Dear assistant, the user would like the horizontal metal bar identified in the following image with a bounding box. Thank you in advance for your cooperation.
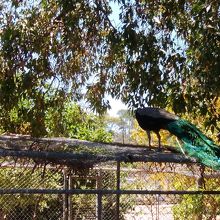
[1,188,220,195]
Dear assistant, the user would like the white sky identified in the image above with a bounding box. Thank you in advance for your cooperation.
[108,97,127,117]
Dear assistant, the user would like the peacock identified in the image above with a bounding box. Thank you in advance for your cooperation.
[135,107,220,170]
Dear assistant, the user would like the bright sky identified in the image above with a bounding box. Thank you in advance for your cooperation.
[108,97,127,117]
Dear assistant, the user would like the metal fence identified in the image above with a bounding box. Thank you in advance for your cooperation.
[1,159,220,220]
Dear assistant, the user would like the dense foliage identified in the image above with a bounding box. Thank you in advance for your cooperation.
[0,0,219,136]
[46,103,112,142]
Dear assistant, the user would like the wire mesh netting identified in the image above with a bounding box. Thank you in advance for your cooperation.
[1,160,220,219]
[0,194,63,220]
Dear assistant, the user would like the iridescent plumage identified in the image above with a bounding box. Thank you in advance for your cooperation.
[136,107,220,170]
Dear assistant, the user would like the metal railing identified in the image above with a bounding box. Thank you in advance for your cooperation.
[1,160,220,220]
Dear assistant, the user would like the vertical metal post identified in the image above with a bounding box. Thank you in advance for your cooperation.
[96,170,102,220]
[116,161,120,220]
[63,169,68,220]
[156,194,160,220]
[97,192,102,220]
[197,166,205,189]
[195,165,205,220]
[68,173,73,220]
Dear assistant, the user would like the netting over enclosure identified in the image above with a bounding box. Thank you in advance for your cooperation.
[1,135,220,220]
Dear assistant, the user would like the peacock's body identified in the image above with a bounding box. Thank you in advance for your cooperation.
[135,107,220,170]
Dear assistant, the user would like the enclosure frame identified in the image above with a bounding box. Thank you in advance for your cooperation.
[1,135,220,219]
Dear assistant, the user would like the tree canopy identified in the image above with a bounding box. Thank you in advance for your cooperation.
[0,0,219,136]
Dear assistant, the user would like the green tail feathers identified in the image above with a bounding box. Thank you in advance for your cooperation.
[166,119,220,170]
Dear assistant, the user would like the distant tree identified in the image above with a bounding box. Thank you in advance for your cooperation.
[116,109,134,143]
[104,110,134,143]
[46,103,112,142]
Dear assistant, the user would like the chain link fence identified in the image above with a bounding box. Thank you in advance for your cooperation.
[1,159,220,219]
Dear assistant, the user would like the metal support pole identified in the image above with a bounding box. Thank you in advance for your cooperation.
[116,161,120,220]
[68,173,73,220]
[197,166,205,189]
[195,165,205,220]
[97,192,102,220]
[63,169,68,220]
[96,170,102,220]
[156,194,160,220]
